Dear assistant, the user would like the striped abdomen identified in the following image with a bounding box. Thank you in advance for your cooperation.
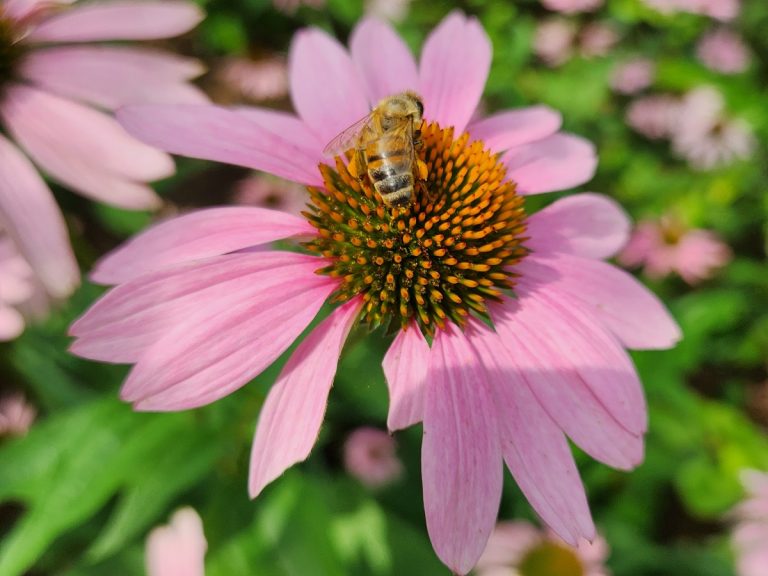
[365,134,414,206]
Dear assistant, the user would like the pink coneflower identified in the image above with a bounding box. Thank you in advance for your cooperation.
[625,94,680,139]
[146,508,207,576]
[0,393,36,436]
[534,19,577,66]
[233,173,307,217]
[343,427,403,489]
[611,58,655,95]
[672,86,755,170]
[476,521,610,576]
[0,233,34,340]
[540,0,604,13]
[619,217,731,284]
[696,28,750,74]
[71,12,680,574]
[731,470,768,576]
[0,0,205,314]
[216,56,289,102]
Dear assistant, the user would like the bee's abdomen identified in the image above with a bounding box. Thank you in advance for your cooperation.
[366,139,413,205]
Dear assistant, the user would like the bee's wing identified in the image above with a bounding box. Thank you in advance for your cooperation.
[323,113,376,157]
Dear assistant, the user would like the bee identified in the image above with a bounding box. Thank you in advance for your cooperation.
[324,91,428,207]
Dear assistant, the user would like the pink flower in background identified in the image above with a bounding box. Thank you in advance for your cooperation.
[672,86,755,170]
[731,470,768,576]
[641,0,739,20]
[540,0,604,13]
[365,0,411,22]
[611,58,655,95]
[233,173,307,217]
[0,0,206,316]
[0,393,36,436]
[146,508,207,576]
[0,234,34,341]
[273,0,325,14]
[579,22,619,58]
[534,19,577,66]
[696,28,749,74]
[625,95,680,139]
[476,521,610,576]
[71,12,680,574]
[216,56,289,102]
[619,217,731,284]
[343,427,403,489]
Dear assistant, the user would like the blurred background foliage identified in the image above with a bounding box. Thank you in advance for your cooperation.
[1,0,767,574]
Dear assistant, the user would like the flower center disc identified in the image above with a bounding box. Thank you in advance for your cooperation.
[519,541,585,576]
[304,122,528,336]
[0,16,22,92]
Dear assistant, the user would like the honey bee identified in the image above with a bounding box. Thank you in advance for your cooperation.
[324,91,428,207]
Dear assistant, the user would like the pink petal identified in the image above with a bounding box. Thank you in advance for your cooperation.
[494,298,643,470]
[468,321,595,545]
[422,324,502,575]
[27,0,203,43]
[117,104,323,186]
[467,106,562,154]
[0,134,78,299]
[90,206,315,285]
[1,85,169,209]
[0,306,25,341]
[145,508,206,576]
[526,193,630,260]
[289,27,370,146]
[21,46,207,110]
[503,134,597,195]
[249,299,360,497]
[517,255,681,350]
[349,18,419,105]
[382,322,429,431]
[494,277,647,441]
[72,252,321,362]
[419,11,491,134]
[124,265,337,411]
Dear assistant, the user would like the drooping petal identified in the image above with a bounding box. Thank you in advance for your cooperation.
[349,18,419,105]
[289,27,370,146]
[419,11,491,134]
[494,299,643,470]
[90,207,316,285]
[117,104,323,186]
[469,321,595,545]
[1,85,169,208]
[21,46,207,110]
[115,259,337,410]
[382,322,430,431]
[27,0,204,43]
[72,252,321,362]
[517,255,681,350]
[0,134,78,299]
[502,134,597,195]
[422,324,502,575]
[525,193,630,259]
[466,106,562,154]
[493,277,648,442]
[249,299,360,497]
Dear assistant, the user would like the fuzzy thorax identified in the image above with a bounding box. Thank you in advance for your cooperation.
[303,122,528,336]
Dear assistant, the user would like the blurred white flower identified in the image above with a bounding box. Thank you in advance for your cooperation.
[611,58,655,94]
[365,0,411,22]
[731,470,768,576]
[579,22,619,57]
[343,427,403,489]
[146,508,207,576]
[696,28,750,74]
[0,393,36,437]
[534,19,578,66]
[626,95,680,139]
[216,57,289,102]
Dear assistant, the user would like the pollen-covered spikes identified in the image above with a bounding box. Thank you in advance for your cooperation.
[303,121,529,337]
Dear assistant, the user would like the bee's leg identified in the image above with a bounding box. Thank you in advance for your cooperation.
[417,158,428,181]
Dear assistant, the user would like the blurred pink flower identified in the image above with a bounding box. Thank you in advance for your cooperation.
[72,12,680,574]
[534,19,577,66]
[641,0,740,20]
[0,393,36,436]
[146,507,207,576]
[672,86,755,170]
[731,470,768,576]
[541,0,604,13]
[579,22,618,58]
[233,173,307,217]
[365,0,411,22]
[619,217,731,284]
[696,28,749,74]
[216,56,289,102]
[273,0,324,14]
[0,234,35,340]
[0,0,206,311]
[476,521,610,576]
[611,58,655,95]
[343,427,403,488]
[625,95,680,139]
